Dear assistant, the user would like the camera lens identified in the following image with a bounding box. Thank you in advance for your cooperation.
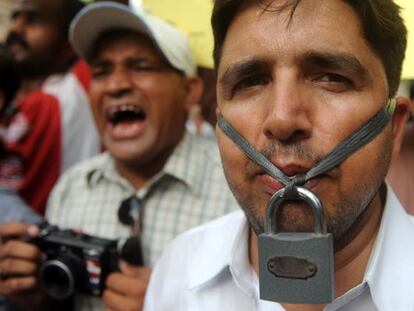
[39,256,87,300]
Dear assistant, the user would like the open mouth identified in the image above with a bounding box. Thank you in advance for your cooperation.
[106,104,147,139]
[108,105,146,125]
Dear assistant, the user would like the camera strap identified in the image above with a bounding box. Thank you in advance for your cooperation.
[217,98,396,198]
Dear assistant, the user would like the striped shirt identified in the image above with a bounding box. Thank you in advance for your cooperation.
[46,131,239,311]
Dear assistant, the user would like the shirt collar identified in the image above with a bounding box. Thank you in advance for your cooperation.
[363,186,414,309]
[187,186,414,308]
[87,132,215,197]
[87,153,133,191]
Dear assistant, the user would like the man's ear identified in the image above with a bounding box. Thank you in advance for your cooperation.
[391,96,410,158]
[183,76,204,112]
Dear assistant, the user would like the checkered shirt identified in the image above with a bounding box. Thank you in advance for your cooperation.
[45,132,239,311]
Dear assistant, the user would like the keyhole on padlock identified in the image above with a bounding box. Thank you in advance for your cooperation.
[308,265,316,275]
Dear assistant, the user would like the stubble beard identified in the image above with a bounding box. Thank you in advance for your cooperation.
[6,32,61,79]
[223,138,392,242]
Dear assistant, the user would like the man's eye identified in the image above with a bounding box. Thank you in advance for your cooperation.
[26,13,41,24]
[91,68,109,79]
[232,76,268,95]
[131,63,163,73]
[314,73,353,92]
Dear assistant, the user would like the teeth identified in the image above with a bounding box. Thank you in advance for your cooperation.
[108,105,143,118]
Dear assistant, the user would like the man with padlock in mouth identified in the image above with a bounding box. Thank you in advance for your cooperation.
[144,0,414,310]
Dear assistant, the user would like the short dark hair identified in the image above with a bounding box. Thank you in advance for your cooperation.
[0,45,20,112]
[212,0,407,97]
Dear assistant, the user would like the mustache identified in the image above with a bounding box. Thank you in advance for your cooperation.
[245,142,323,178]
[6,32,29,50]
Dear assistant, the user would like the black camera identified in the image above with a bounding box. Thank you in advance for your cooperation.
[30,225,143,300]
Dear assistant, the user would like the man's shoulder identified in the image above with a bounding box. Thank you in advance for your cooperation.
[45,153,110,221]
[162,210,244,258]
[184,132,221,164]
[54,153,109,186]
[19,91,59,110]
[145,211,245,310]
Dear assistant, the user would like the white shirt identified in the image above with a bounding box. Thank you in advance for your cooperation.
[144,187,414,311]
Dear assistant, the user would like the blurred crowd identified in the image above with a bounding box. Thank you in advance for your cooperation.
[0,0,412,311]
[0,0,233,310]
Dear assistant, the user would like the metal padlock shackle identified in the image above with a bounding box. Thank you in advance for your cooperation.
[264,187,327,235]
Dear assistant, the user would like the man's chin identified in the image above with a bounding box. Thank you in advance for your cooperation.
[242,201,318,236]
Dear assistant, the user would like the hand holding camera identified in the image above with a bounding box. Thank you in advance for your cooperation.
[103,261,151,311]
[0,222,144,309]
[0,223,42,296]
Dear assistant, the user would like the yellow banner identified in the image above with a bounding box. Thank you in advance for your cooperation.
[143,0,214,68]
[397,0,414,79]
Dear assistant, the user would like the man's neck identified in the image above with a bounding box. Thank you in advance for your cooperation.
[249,189,385,311]
[400,122,414,151]
[114,148,176,190]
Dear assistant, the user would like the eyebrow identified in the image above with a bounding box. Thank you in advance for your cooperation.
[219,58,272,89]
[90,59,111,68]
[300,51,369,80]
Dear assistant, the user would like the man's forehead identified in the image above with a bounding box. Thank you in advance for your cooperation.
[219,1,369,69]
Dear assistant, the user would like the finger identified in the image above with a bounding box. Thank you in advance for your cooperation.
[0,258,39,276]
[0,240,42,261]
[0,223,39,240]
[105,273,147,299]
[0,276,37,295]
[119,261,151,281]
[103,289,143,311]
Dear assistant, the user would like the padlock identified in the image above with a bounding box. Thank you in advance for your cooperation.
[258,186,334,304]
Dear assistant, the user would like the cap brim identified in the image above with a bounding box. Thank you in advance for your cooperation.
[70,2,154,62]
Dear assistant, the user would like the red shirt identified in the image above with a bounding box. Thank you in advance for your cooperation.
[0,60,100,215]
[0,92,61,214]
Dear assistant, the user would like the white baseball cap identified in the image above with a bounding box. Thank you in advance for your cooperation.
[69,1,196,76]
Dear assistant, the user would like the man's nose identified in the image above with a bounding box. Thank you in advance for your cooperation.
[105,68,134,97]
[262,79,312,143]
[9,15,26,36]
